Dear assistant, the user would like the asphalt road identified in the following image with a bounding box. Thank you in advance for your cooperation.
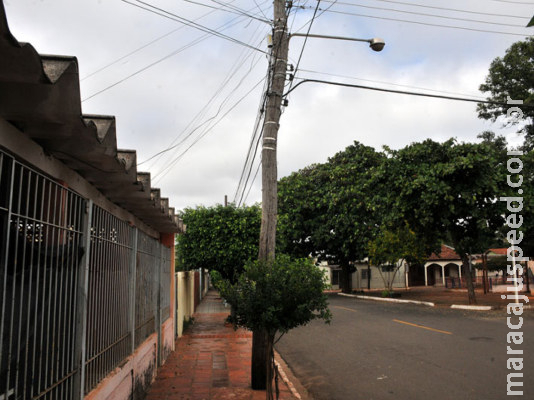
[275,294,534,400]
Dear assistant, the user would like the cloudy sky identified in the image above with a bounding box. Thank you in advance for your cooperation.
[4,0,533,211]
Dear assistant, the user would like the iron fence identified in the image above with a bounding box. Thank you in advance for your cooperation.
[84,206,133,394]
[0,151,85,400]
[0,148,174,399]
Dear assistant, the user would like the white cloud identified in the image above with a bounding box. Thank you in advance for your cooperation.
[4,0,533,211]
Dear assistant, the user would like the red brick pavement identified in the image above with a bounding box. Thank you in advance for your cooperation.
[146,312,296,400]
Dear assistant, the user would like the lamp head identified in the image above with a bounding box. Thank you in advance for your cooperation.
[369,38,385,52]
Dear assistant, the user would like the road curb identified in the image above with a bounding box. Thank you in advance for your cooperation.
[450,304,494,311]
[338,292,435,307]
[274,350,309,400]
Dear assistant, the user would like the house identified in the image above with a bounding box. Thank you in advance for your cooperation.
[319,260,408,290]
[423,244,462,286]
[0,3,189,398]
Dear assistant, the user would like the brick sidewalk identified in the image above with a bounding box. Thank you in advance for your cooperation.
[146,310,296,400]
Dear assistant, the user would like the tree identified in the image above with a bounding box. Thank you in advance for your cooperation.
[278,141,385,293]
[385,139,509,304]
[213,255,331,400]
[176,204,261,281]
[477,37,534,149]
[368,224,432,293]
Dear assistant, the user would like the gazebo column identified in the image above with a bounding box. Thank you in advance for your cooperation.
[441,265,446,286]
[458,263,462,279]
[424,264,428,286]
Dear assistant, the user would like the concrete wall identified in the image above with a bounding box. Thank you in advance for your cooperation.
[85,333,158,400]
[175,271,197,338]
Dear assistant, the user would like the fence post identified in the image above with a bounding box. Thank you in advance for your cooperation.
[73,199,93,399]
[155,243,163,367]
[129,227,138,353]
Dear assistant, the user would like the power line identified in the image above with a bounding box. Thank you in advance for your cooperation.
[82,8,266,102]
[284,78,534,107]
[242,161,262,206]
[314,8,532,36]
[120,0,267,54]
[152,76,267,184]
[323,0,529,20]
[143,37,266,171]
[180,0,271,23]
[298,68,487,100]
[208,0,272,23]
[288,0,322,96]
[314,1,527,27]
[490,0,534,4]
[234,2,294,205]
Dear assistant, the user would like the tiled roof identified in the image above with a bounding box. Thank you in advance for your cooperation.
[488,248,507,256]
[0,3,182,233]
[428,244,461,261]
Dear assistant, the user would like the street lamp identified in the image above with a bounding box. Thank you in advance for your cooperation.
[288,33,385,52]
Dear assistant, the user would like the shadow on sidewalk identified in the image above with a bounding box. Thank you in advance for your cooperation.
[146,290,297,400]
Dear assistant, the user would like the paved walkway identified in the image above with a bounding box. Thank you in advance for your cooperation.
[146,291,297,400]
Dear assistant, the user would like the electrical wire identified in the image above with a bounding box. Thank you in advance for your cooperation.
[142,21,268,168]
[234,2,294,205]
[120,0,267,54]
[145,42,265,171]
[82,11,263,102]
[241,160,262,205]
[208,0,272,23]
[147,28,270,178]
[298,68,487,100]
[325,0,529,20]
[287,1,322,96]
[180,0,271,23]
[313,8,532,36]
[490,0,534,5]
[152,76,267,184]
[284,78,534,107]
[313,2,527,28]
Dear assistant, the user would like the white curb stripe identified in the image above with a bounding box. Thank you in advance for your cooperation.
[338,293,434,307]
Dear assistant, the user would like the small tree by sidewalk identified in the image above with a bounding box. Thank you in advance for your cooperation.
[212,255,331,400]
[368,224,431,294]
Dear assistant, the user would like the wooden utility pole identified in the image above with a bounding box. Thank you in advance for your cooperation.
[258,0,289,261]
[252,0,289,390]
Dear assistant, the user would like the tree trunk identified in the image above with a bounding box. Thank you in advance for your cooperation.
[462,257,477,305]
[265,331,276,400]
[252,328,269,390]
[340,264,352,294]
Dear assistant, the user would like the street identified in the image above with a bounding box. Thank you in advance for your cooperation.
[275,294,534,400]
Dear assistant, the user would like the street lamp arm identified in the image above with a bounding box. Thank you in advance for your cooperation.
[288,33,385,51]
[289,33,371,43]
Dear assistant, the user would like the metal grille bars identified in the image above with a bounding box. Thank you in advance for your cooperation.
[0,149,175,399]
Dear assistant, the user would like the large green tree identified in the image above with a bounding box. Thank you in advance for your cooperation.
[477,37,534,149]
[278,141,385,293]
[176,204,261,281]
[385,139,508,304]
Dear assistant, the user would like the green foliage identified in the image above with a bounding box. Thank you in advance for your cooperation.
[278,141,385,292]
[176,204,261,281]
[383,139,509,259]
[485,256,507,272]
[477,37,534,149]
[214,255,331,334]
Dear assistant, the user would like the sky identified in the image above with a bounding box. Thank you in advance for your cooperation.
[3,0,534,211]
